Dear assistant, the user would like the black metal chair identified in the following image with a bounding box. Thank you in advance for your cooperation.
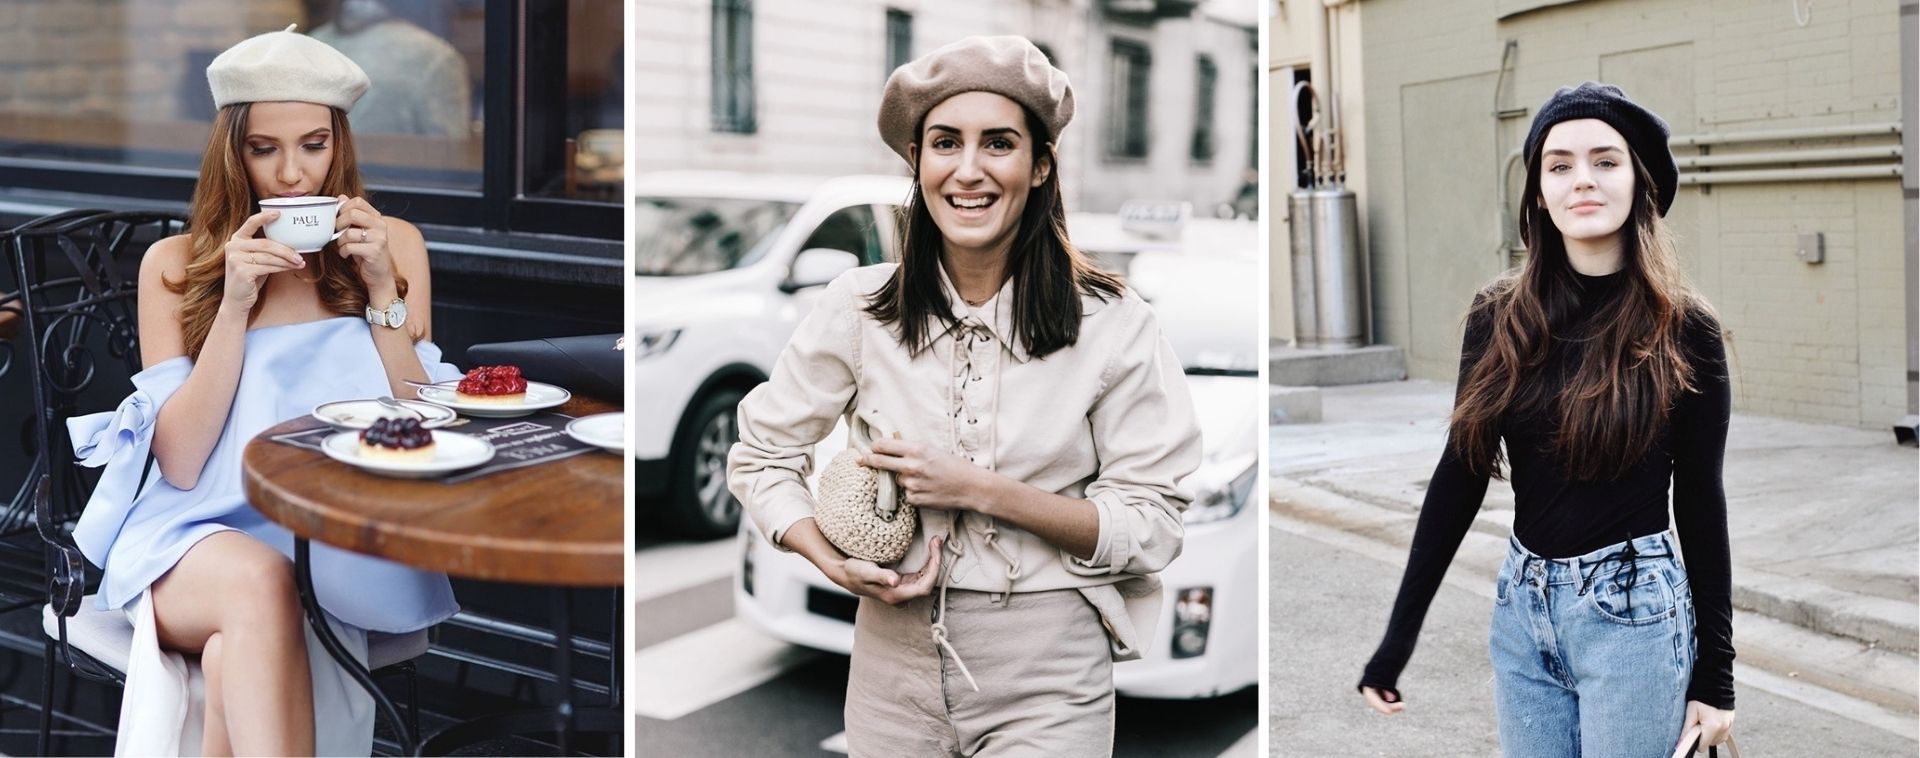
[9,210,424,754]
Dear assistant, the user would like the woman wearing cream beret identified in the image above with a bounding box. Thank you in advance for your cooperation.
[66,25,461,756]
[729,35,1203,757]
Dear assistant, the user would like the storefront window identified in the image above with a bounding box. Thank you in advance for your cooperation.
[522,0,624,202]
[0,1,485,192]
[0,0,619,238]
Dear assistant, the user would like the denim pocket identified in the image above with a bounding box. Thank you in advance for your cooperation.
[1493,564,1514,606]
[1584,565,1678,625]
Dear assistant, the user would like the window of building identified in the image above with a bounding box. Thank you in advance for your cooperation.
[0,0,620,240]
[886,9,914,77]
[1107,39,1151,160]
[1191,55,1218,163]
[711,0,757,134]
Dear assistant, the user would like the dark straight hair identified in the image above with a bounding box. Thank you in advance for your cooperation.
[865,106,1123,360]
[1448,146,1715,481]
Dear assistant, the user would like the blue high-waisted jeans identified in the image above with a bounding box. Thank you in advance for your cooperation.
[1490,532,1695,758]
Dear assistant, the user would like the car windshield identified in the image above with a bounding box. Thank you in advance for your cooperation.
[634,197,800,276]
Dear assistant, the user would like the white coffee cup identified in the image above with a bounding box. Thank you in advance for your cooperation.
[259,197,345,253]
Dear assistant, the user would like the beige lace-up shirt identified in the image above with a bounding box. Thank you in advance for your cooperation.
[727,262,1201,596]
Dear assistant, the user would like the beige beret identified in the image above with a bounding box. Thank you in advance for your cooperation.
[878,35,1073,165]
[207,24,370,110]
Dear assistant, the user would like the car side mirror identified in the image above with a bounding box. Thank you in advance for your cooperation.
[782,248,860,293]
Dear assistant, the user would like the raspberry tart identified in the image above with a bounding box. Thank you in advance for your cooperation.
[358,417,436,462]
[455,365,528,405]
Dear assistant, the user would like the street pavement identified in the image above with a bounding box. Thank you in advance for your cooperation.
[1270,522,1920,756]
[1270,378,1920,755]
[633,533,1258,757]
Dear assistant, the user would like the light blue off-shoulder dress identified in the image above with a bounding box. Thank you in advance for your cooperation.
[66,316,464,755]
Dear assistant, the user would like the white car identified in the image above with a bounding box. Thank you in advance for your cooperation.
[733,218,1261,699]
[632,172,910,537]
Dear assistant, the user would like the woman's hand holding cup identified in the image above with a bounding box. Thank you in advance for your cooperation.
[333,195,396,294]
[223,210,304,312]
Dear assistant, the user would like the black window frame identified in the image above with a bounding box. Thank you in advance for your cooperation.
[885,9,914,77]
[1107,39,1152,160]
[1190,54,1217,163]
[0,0,620,241]
[711,0,758,135]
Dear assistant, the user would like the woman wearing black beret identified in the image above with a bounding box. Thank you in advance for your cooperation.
[1356,82,1737,756]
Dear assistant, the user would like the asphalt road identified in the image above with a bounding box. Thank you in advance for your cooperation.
[1270,523,1920,757]
[634,533,1258,757]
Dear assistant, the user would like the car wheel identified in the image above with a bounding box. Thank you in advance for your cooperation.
[665,387,745,538]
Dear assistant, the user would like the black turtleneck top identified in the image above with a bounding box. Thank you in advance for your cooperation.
[1360,269,1736,710]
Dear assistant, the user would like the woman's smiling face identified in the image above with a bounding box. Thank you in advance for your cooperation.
[242,101,335,200]
[914,91,1050,258]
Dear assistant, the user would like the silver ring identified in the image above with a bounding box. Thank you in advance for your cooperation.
[360,228,369,243]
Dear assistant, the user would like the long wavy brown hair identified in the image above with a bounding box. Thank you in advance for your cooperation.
[866,106,1123,359]
[1450,149,1718,481]
[165,102,405,359]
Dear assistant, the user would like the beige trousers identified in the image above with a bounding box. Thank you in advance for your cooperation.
[844,588,1115,758]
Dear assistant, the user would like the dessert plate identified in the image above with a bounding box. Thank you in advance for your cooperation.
[566,412,624,453]
[414,381,571,418]
[320,430,495,478]
[312,399,458,430]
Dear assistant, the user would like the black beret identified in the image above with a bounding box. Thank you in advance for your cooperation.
[1523,82,1678,216]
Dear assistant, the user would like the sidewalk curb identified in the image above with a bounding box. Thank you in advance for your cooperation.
[1283,471,1920,655]
[1272,476,1920,718]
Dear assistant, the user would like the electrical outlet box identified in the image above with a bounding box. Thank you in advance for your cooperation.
[1796,232,1824,264]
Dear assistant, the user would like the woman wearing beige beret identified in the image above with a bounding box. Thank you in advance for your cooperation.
[729,35,1203,758]
[66,25,458,756]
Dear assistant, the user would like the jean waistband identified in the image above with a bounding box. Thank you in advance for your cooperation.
[1506,531,1677,587]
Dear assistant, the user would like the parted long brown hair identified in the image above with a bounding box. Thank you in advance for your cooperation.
[165,102,403,359]
[1449,149,1715,482]
[866,107,1123,359]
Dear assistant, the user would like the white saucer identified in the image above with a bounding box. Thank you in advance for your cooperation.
[414,381,571,418]
[312,399,457,430]
[566,413,624,453]
[321,430,495,478]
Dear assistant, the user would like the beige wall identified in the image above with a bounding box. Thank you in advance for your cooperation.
[1340,0,1906,428]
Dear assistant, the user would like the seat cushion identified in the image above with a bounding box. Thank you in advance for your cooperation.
[44,596,428,673]
[42,596,133,674]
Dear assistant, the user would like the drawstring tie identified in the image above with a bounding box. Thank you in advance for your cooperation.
[929,313,1015,693]
[1574,538,1672,618]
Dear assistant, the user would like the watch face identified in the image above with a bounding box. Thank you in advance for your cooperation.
[389,299,408,325]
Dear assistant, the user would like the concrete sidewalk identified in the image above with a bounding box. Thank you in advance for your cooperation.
[1270,379,1920,714]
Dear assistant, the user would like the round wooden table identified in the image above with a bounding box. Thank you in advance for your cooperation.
[241,395,623,755]
[242,396,622,586]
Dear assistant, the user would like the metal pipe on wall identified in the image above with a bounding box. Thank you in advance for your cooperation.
[1898,0,1918,444]
[1677,164,1904,185]
[1676,145,1904,169]
[1669,122,1901,147]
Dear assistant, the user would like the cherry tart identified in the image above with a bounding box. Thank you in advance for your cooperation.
[455,365,529,405]
[358,417,436,462]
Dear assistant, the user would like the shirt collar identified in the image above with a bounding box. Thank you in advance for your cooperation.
[934,264,1031,363]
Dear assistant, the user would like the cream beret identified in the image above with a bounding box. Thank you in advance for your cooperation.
[878,35,1073,165]
[207,24,370,110]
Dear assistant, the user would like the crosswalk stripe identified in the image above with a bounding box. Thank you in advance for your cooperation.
[1216,728,1257,758]
[818,731,848,754]
[630,618,821,720]
[632,536,738,605]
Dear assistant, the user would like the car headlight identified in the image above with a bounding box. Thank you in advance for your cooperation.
[1182,464,1254,525]
[631,327,683,360]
